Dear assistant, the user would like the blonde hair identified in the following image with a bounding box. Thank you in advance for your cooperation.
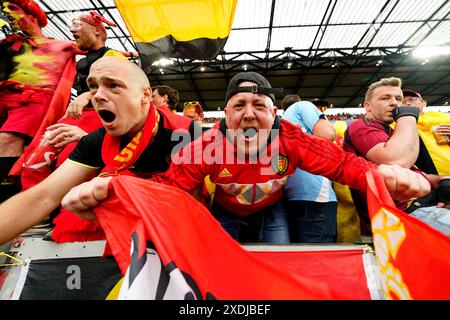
[365,77,402,101]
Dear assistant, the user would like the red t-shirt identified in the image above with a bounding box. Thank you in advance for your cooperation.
[343,118,393,157]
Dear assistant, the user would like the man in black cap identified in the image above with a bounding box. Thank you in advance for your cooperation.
[62,71,433,244]
[402,88,450,175]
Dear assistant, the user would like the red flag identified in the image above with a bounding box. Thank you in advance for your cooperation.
[94,176,370,300]
[10,55,77,175]
[366,170,450,299]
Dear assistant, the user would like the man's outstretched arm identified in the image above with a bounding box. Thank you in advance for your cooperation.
[0,160,97,245]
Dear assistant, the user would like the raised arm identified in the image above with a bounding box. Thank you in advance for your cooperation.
[366,115,419,168]
[294,131,430,201]
[0,160,97,244]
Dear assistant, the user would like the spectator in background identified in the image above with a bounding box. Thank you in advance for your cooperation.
[20,11,125,192]
[183,101,204,122]
[152,85,179,112]
[281,96,338,242]
[312,99,330,113]
[344,77,449,235]
[13,11,125,233]
[64,11,125,119]
[0,0,79,186]
[280,94,301,111]
[402,89,450,176]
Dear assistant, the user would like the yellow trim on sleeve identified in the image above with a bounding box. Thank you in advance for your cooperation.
[66,159,101,170]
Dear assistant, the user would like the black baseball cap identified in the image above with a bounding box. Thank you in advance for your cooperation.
[403,89,423,100]
[225,72,283,103]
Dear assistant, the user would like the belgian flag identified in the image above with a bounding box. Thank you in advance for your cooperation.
[115,0,237,68]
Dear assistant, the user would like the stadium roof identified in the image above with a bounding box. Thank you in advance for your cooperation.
[3,0,450,110]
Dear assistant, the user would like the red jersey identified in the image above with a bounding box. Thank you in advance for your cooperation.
[155,117,376,216]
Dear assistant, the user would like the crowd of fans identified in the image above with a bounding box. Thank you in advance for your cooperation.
[326,113,365,121]
[0,1,449,250]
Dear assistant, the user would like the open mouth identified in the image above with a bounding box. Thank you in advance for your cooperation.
[98,109,116,123]
[243,127,257,139]
[236,127,258,142]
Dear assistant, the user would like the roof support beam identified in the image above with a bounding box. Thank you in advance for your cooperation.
[39,1,73,39]
[398,0,450,50]
[93,0,137,51]
[343,1,450,107]
[294,0,337,93]
[176,61,206,111]
[321,0,399,100]
[264,0,277,69]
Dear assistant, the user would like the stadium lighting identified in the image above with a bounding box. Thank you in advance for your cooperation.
[413,46,450,59]
[152,58,174,66]
[200,65,206,72]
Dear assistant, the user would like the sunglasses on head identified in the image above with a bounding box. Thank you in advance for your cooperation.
[184,101,200,108]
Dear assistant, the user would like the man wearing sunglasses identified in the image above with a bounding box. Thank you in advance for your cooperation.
[183,101,204,122]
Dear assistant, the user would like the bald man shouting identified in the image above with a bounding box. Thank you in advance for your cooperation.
[0,57,194,244]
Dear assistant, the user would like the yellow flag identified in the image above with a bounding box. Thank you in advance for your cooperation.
[115,0,237,63]
[0,18,7,28]
[417,111,450,175]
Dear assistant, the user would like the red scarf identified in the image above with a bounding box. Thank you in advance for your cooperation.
[99,105,160,177]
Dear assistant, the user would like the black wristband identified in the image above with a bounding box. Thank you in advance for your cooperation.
[392,106,420,122]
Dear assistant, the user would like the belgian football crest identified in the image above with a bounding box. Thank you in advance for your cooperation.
[271,154,289,175]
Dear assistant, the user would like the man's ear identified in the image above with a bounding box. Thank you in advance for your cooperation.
[142,87,152,104]
[363,101,371,112]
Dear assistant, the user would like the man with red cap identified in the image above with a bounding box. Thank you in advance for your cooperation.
[0,0,79,186]
[65,11,126,118]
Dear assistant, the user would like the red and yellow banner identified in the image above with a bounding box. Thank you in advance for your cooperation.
[366,170,450,299]
[95,176,373,299]
[95,171,450,300]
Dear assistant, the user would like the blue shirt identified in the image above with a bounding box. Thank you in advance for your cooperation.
[282,101,337,202]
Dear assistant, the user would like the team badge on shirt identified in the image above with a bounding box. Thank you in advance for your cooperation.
[271,154,289,175]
